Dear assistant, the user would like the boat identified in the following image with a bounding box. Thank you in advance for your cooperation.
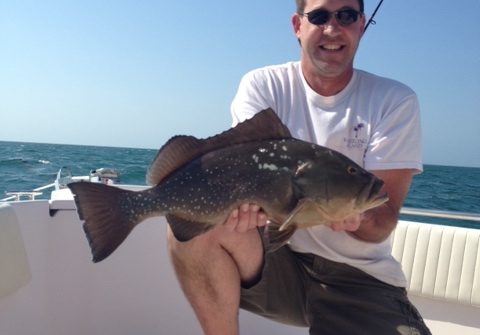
[1,168,479,335]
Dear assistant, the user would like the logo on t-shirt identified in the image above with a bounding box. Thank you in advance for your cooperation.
[344,123,367,149]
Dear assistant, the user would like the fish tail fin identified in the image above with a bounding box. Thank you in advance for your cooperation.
[68,182,141,263]
[262,222,297,254]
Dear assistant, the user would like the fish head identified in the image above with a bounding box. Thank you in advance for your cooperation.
[293,147,388,222]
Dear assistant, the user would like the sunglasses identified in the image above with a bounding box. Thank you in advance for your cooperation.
[302,8,363,27]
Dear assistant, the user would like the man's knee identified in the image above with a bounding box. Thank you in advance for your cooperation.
[166,224,264,283]
[166,224,228,259]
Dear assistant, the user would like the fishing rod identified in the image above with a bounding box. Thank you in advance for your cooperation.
[364,0,385,32]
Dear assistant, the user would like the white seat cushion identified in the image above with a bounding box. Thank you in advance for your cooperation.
[392,220,480,307]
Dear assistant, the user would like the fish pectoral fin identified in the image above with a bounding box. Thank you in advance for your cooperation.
[166,214,214,242]
[262,221,296,254]
[279,198,329,231]
[279,198,314,231]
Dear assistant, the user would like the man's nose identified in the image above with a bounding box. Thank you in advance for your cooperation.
[322,21,341,36]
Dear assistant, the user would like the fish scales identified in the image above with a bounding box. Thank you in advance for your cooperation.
[152,139,302,222]
[68,109,388,262]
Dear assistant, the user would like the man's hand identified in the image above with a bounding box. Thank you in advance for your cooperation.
[329,213,364,232]
[224,204,268,233]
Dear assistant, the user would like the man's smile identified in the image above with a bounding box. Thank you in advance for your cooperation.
[320,44,345,51]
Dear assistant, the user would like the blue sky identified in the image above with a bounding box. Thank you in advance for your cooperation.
[1,1,479,167]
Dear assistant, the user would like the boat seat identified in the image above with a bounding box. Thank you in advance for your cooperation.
[392,220,480,307]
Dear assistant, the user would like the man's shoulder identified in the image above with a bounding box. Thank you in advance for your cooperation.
[355,69,416,96]
[243,61,301,82]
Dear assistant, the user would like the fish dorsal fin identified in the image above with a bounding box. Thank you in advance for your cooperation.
[146,108,291,185]
[146,135,202,186]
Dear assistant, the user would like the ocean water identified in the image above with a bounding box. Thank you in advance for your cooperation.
[1,141,479,229]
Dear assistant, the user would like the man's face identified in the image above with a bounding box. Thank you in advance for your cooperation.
[293,0,365,80]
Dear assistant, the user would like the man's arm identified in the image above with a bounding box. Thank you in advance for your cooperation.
[345,169,416,242]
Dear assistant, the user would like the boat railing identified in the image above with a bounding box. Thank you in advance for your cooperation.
[1,167,120,202]
[400,207,480,222]
[1,182,58,201]
[2,191,45,201]
[1,181,75,202]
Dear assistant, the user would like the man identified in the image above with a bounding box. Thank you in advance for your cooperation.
[167,0,431,334]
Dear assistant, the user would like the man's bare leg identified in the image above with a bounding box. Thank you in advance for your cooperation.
[167,204,266,335]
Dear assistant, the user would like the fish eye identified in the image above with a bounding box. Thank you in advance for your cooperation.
[347,166,357,175]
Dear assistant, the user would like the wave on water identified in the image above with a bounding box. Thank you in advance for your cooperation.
[0,155,52,166]
[0,158,29,165]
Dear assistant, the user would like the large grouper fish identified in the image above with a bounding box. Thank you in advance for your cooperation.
[68,109,388,262]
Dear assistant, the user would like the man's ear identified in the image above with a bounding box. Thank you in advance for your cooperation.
[292,14,302,44]
[359,14,366,38]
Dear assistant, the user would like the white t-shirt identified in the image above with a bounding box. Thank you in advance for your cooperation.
[231,61,422,287]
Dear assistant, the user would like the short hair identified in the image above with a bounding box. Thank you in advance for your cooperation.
[295,0,364,14]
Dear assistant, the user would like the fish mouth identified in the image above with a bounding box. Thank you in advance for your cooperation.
[357,177,389,210]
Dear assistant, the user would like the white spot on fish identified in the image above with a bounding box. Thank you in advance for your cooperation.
[252,154,259,163]
[282,146,288,151]
[259,163,279,171]
[259,148,267,153]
